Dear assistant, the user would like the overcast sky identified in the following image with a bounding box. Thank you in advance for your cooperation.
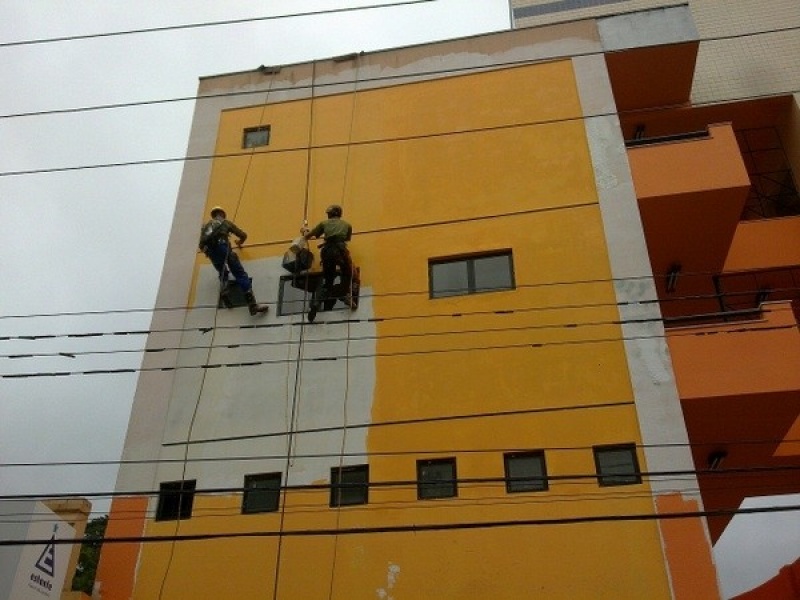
[0,2,797,598]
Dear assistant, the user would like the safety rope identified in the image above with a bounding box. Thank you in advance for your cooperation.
[157,68,277,600]
[272,59,317,600]
[326,54,360,600]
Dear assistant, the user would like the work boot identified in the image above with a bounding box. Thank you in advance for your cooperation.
[220,288,233,309]
[343,294,357,310]
[244,291,268,316]
[307,290,321,323]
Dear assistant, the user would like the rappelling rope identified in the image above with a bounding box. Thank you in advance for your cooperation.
[157,68,277,600]
[326,54,360,600]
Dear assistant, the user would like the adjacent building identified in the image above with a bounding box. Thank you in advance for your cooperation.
[96,3,800,598]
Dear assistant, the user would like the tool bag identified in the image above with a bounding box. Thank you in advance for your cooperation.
[282,236,314,273]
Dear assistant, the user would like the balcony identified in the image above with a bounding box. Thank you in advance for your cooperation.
[627,123,752,318]
[665,300,800,541]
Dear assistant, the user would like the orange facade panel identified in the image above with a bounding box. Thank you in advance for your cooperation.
[629,123,751,199]
[725,216,800,272]
[666,300,800,399]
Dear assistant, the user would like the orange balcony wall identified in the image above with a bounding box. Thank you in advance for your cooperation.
[628,123,752,318]
[666,300,800,541]
[667,300,800,399]
[725,215,800,272]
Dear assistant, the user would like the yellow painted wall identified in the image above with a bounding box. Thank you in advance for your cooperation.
[135,61,674,599]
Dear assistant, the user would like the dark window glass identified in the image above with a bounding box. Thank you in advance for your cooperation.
[594,445,641,486]
[242,473,281,514]
[330,465,369,507]
[243,125,270,148]
[429,251,514,298]
[417,458,457,499]
[156,480,196,521]
[278,275,317,316]
[504,451,548,493]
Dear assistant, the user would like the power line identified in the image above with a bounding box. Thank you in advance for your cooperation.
[3,259,790,323]
[3,463,799,503]
[2,503,798,547]
[6,84,800,178]
[3,435,798,469]
[2,22,799,121]
[3,318,797,379]
[0,1,436,48]
[1,302,796,362]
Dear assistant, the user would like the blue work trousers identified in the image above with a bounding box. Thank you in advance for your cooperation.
[206,242,252,293]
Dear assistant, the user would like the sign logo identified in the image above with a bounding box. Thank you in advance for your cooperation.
[35,526,58,577]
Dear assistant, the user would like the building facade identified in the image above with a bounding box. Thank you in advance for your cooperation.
[96,4,800,599]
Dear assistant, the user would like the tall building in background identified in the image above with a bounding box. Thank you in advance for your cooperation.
[95,4,800,599]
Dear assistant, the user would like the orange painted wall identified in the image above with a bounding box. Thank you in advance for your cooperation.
[666,300,800,399]
[95,496,148,600]
[724,216,800,271]
[733,557,800,600]
[656,494,721,599]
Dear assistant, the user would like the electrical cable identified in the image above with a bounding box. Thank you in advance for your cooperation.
[4,433,800,469]
[5,463,800,503]
[0,1,437,48]
[3,301,797,361]
[2,22,799,122]
[2,501,799,548]
[3,318,798,379]
[4,263,792,323]
[5,85,800,178]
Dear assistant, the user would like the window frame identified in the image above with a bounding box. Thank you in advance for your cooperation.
[428,250,515,299]
[504,451,548,493]
[593,444,641,487]
[155,480,196,521]
[416,458,458,500]
[330,464,369,507]
[242,125,271,149]
[277,274,320,316]
[242,472,282,514]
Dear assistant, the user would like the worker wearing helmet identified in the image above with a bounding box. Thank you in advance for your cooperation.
[302,204,354,322]
[199,206,268,315]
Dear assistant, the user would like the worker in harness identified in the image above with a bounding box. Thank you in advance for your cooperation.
[302,204,354,322]
[199,206,268,316]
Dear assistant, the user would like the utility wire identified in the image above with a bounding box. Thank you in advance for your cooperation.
[2,302,797,361]
[3,319,798,379]
[5,85,800,178]
[2,436,798,469]
[0,1,436,48]
[2,503,799,547]
[4,463,800,502]
[2,22,799,121]
[3,261,792,323]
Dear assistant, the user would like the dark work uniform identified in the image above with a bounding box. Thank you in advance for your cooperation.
[198,218,253,293]
[307,217,353,302]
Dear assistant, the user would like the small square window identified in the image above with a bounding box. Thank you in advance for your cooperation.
[155,480,196,521]
[330,465,369,507]
[243,126,270,148]
[429,251,514,298]
[504,451,548,493]
[417,458,457,499]
[278,275,318,316]
[594,444,641,486]
[242,473,281,514]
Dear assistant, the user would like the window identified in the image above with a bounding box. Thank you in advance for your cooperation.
[242,125,270,148]
[278,274,320,316]
[155,480,196,521]
[594,444,641,486]
[242,473,281,514]
[429,251,514,298]
[417,458,457,499]
[504,451,548,493]
[330,465,369,507]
